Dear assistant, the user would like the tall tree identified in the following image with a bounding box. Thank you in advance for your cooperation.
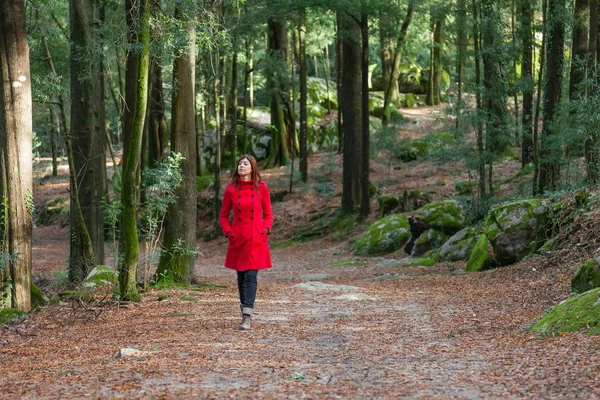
[0,0,33,311]
[119,0,150,302]
[148,0,167,168]
[538,0,566,193]
[520,0,534,166]
[70,0,106,280]
[426,10,444,106]
[340,11,362,213]
[569,0,589,100]
[586,0,598,184]
[382,0,415,125]
[298,8,308,182]
[154,6,197,285]
[360,6,370,219]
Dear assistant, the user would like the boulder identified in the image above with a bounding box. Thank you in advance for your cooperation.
[84,265,118,288]
[400,189,433,212]
[465,234,495,272]
[439,227,478,261]
[416,200,466,233]
[571,258,600,294]
[354,214,411,256]
[31,283,48,309]
[484,199,548,265]
[410,229,448,257]
[377,195,400,218]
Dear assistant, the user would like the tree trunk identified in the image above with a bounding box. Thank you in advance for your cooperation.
[155,11,197,285]
[472,0,486,199]
[538,0,566,193]
[148,0,167,168]
[213,56,222,225]
[379,12,400,108]
[432,15,444,105]
[340,12,362,213]
[520,0,534,166]
[119,0,150,302]
[70,0,105,280]
[456,0,467,129]
[230,49,238,162]
[265,18,292,169]
[336,11,343,152]
[0,0,33,311]
[360,9,370,219]
[298,8,308,182]
[426,19,436,106]
[49,106,58,176]
[570,0,589,99]
[533,0,548,193]
[586,0,599,184]
[382,1,414,125]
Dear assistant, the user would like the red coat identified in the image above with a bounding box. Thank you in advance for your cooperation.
[219,180,274,271]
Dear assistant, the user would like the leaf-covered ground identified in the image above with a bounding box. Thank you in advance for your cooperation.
[2,106,599,398]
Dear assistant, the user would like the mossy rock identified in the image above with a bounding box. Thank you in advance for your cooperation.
[0,308,29,325]
[36,196,69,226]
[377,195,400,217]
[465,234,495,272]
[455,181,474,195]
[196,175,214,191]
[530,288,600,336]
[395,140,429,162]
[354,214,411,256]
[484,199,548,266]
[83,265,118,288]
[538,238,555,254]
[410,229,448,257]
[422,247,441,262]
[31,283,48,309]
[401,189,433,212]
[404,93,417,108]
[439,227,478,261]
[572,258,600,294]
[416,200,465,233]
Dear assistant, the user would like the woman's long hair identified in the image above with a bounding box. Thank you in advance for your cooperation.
[230,154,261,190]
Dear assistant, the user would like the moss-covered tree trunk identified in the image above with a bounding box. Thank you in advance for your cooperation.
[154,9,197,285]
[119,0,150,302]
[538,0,566,193]
[0,0,33,311]
[379,12,400,107]
[382,1,414,125]
[298,8,308,182]
[520,0,534,166]
[340,12,362,213]
[70,0,105,281]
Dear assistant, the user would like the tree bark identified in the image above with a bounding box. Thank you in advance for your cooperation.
[533,0,547,193]
[379,12,400,107]
[230,49,238,163]
[360,9,370,219]
[538,0,566,193]
[119,0,150,302]
[148,0,167,168]
[456,0,467,129]
[0,0,33,311]
[586,0,599,184]
[472,0,486,199]
[155,10,197,285]
[570,0,589,99]
[340,12,362,213]
[298,9,308,182]
[520,0,534,166]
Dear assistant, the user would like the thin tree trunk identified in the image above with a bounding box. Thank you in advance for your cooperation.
[382,1,414,125]
[472,0,486,199]
[521,0,534,166]
[298,8,308,182]
[155,10,197,285]
[213,55,222,225]
[360,9,370,219]
[119,0,150,302]
[0,0,33,311]
[456,0,467,129]
[586,0,599,184]
[230,49,238,162]
[512,0,519,126]
[336,11,343,152]
[49,106,58,176]
[533,0,547,193]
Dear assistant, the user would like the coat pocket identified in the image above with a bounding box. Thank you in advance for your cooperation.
[256,226,267,242]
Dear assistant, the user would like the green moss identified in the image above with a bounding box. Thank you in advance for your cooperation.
[439,227,478,261]
[354,214,411,256]
[31,283,48,309]
[181,294,199,302]
[329,259,369,268]
[571,258,600,294]
[84,265,118,288]
[271,240,295,248]
[0,308,28,325]
[538,238,555,254]
[377,195,400,217]
[395,140,429,162]
[412,229,448,257]
[157,295,169,301]
[531,288,600,336]
[465,234,494,272]
[400,258,435,267]
[455,181,474,195]
[419,200,465,232]
[423,248,441,262]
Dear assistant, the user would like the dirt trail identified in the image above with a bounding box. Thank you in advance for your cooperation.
[1,231,599,399]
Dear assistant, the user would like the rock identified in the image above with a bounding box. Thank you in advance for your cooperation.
[439,227,478,261]
[377,195,400,218]
[409,229,448,257]
[118,348,141,358]
[293,282,359,292]
[401,189,433,212]
[415,200,466,233]
[484,199,548,265]
[530,288,600,336]
[571,258,600,294]
[398,257,435,267]
[353,214,411,256]
[333,293,375,301]
[465,234,495,272]
[300,273,332,281]
[84,265,118,288]
[31,283,48,309]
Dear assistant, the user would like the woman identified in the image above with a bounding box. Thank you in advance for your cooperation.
[219,154,274,330]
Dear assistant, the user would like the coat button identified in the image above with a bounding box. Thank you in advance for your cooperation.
[251,194,254,198]
[238,217,241,221]
[251,187,254,191]
[238,195,241,198]
[250,217,254,220]
[238,202,241,205]
[251,201,254,205]
[238,209,241,213]
[250,209,254,212]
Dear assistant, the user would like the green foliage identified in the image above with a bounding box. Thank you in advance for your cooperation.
[196,175,214,192]
[0,308,28,325]
[531,288,600,336]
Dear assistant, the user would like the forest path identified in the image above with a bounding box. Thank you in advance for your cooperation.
[2,234,600,399]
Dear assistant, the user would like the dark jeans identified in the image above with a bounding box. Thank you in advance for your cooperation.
[237,270,258,309]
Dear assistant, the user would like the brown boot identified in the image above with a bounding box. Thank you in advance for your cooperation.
[239,307,253,330]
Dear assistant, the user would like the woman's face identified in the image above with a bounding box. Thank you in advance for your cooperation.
[238,158,252,179]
